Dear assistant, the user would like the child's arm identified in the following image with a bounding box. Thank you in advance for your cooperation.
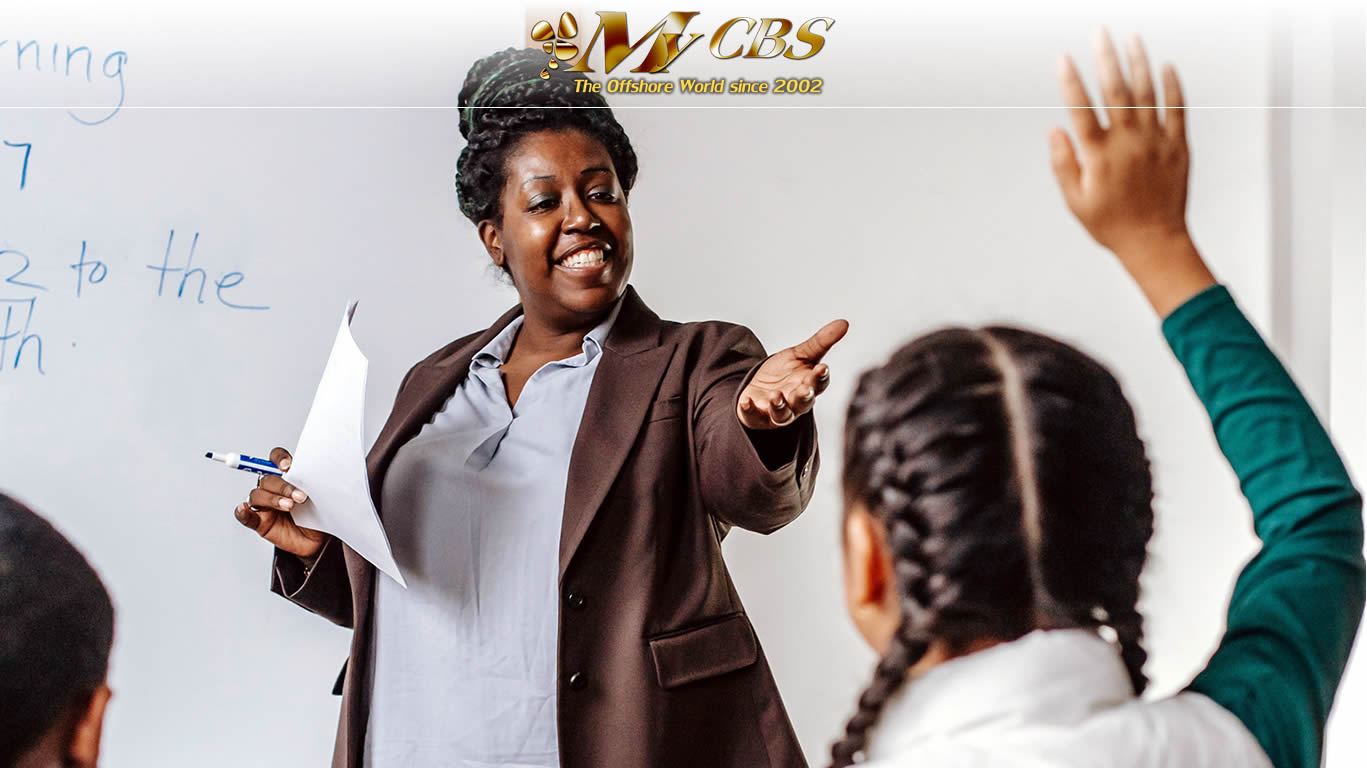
[1166,283,1363,768]
[1050,30,1365,768]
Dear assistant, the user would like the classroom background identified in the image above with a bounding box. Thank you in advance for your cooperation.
[0,0,1362,765]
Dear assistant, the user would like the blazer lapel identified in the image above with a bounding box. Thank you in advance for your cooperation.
[559,286,673,579]
[364,302,525,509]
[353,287,672,583]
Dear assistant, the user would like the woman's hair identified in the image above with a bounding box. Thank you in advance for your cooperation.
[455,47,639,225]
[831,327,1154,767]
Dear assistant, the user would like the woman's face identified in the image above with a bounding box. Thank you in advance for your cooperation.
[480,128,633,328]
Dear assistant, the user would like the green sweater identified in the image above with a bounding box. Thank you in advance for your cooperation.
[1165,285,1365,768]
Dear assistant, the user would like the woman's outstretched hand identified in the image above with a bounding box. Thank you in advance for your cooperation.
[738,319,849,430]
[1050,29,1216,316]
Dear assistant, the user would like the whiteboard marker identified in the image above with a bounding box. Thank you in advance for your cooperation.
[204,451,283,477]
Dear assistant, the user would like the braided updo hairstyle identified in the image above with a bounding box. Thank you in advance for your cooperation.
[831,327,1155,767]
[455,47,638,226]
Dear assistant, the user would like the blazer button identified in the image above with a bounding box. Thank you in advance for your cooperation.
[568,672,587,690]
[566,591,586,610]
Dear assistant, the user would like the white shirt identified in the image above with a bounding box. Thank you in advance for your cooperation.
[863,629,1273,768]
[364,301,622,768]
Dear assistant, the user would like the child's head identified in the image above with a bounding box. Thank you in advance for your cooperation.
[835,327,1154,767]
[0,492,114,768]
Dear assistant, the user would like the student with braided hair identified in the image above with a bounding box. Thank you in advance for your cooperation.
[832,31,1363,768]
[227,47,844,768]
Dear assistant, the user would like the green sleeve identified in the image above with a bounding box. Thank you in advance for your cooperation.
[1165,285,1365,768]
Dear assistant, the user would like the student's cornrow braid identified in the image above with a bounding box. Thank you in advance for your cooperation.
[1076,452,1153,695]
[832,327,1154,765]
[986,326,1154,696]
[1118,449,1155,696]
[829,478,938,767]
[832,334,1035,767]
[454,47,638,225]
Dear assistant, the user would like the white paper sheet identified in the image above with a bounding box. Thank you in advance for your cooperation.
[284,301,407,587]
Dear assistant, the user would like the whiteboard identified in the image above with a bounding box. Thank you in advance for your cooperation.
[1,2,1360,766]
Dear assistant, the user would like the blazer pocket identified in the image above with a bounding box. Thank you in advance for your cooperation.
[647,395,686,423]
[649,612,758,689]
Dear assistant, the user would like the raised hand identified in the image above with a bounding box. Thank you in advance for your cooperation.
[738,319,849,430]
[1050,30,1215,316]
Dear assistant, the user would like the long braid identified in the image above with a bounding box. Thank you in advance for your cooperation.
[830,484,939,767]
[834,334,1033,766]
[1089,463,1154,695]
[1109,602,1150,694]
[830,623,919,768]
[1108,451,1156,696]
[836,326,1156,762]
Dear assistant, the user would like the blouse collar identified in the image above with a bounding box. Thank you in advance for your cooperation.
[471,295,626,372]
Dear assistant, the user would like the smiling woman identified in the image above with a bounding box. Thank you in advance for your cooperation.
[228,46,846,768]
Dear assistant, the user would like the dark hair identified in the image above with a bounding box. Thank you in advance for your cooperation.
[831,327,1154,767]
[0,493,115,762]
[455,47,639,225]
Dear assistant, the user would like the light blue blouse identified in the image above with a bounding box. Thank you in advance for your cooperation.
[363,299,623,768]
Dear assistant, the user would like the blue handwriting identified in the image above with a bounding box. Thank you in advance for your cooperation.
[0,297,43,374]
[145,229,269,311]
[3,140,31,189]
[0,38,128,125]
[68,241,106,297]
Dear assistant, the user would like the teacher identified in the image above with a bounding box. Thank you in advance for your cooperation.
[232,47,845,768]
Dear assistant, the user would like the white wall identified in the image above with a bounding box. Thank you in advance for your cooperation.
[0,1,1360,766]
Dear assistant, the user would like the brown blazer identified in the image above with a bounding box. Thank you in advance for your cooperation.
[270,285,818,768]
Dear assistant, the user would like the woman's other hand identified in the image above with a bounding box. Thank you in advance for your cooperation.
[1050,29,1215,316]
[738,319,849,430]
[233,447,325,558]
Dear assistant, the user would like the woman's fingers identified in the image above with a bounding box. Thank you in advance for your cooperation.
[737,394,768,430]
[740,338,839,428]
[781,368,825,418]
[813,364,831,395]
[768,392,794,426]
[237,495,323,556]
[269,446,293,471]
[738,390,796,429]
[233,454,324,557]
[796,366,828,404]
[258,474,308,504]
[234,501,260,529]
[742,366,831,427]
[789,319,849,364]
[235,500,282,534]
[249,486,296,512]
